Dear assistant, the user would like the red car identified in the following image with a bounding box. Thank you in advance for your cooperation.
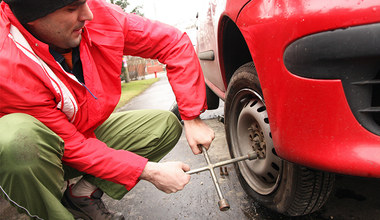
[196,0,380,216]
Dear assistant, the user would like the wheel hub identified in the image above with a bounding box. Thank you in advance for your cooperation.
[248,123,266,159]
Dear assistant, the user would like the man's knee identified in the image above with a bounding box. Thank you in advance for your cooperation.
[159,110,183,139]
[155,111,183,151]
[0,113,64,169]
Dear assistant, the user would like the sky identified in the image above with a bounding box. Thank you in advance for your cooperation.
[126,0,207,43]
[127,0,203,26]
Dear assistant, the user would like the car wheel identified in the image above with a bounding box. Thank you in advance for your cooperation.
[225,62,335,216]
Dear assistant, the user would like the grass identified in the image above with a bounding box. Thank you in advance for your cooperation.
[115,78,159,110]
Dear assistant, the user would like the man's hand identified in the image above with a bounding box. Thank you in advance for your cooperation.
[139,161,190,193]
[183,117,215,154]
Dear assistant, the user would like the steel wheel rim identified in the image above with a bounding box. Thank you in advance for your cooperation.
[229,88,282,195]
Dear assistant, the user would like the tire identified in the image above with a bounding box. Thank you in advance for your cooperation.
[224,62,335,216]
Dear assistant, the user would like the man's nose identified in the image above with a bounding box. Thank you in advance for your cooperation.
[79,3,93,21]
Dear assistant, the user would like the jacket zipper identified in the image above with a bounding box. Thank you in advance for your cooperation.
[80,82,98,100]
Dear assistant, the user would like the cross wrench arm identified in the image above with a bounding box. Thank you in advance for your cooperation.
[186,151,257,175]
[186,146,257,211]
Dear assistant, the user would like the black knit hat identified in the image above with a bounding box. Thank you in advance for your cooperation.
[4,0,78,24]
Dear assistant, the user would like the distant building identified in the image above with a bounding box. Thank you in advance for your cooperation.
[146,59,165,74]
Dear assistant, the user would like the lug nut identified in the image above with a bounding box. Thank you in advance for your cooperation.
[220,167,225,176]
[224,167,228,176]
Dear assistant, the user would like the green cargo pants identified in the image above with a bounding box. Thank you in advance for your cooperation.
[0,110,182,220]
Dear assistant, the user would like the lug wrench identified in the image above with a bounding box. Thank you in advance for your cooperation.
[186,146,257,211]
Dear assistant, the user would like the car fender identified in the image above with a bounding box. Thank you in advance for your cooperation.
[236,0,380,176]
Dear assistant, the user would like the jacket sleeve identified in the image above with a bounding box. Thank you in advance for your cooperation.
[122,13,208,120]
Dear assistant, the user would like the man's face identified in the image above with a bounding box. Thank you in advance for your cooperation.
[26,0,93,51]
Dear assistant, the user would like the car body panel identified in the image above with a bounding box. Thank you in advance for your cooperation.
[198,0,380,176]
[197,0,251,99]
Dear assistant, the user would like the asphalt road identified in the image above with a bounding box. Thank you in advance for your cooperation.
[1,73,380,219]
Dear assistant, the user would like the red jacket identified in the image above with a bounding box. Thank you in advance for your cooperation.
[0,0,207,190]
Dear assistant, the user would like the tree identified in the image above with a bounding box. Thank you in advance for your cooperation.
[110,0,144,17]
[130,5,144,17]
[110,0,129,11]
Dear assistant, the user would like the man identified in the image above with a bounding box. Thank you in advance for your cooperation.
[0,0,215,219]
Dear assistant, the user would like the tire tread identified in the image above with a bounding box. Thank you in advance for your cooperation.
[287,166,335,216]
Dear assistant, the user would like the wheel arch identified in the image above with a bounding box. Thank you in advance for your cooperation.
[219,16,253,86]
